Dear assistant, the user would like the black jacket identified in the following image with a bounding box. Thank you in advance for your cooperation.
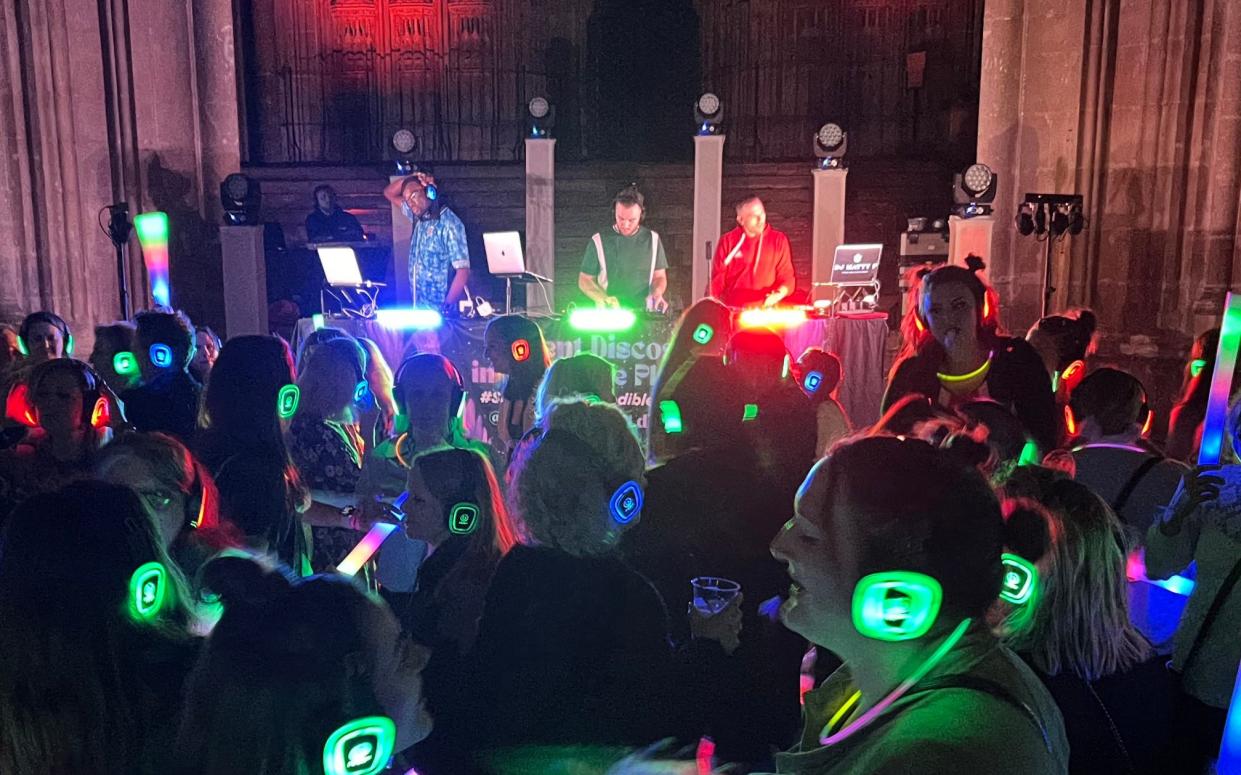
[883,336,1057,451]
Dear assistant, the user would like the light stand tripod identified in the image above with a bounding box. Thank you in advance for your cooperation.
[1014,193,1085,317]
[106,203,133,320]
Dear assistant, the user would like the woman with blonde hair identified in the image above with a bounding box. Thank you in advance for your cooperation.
[534,352,616,423]
[470,400,738,753]
[289,335,386,570]
[999,465,1174,774]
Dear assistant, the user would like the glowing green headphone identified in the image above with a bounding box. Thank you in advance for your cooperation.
[277,384,300,419]
[323,716,396,775]
[128,561,168,622]
[851,571,943,642]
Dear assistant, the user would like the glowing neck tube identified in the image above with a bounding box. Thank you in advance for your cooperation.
[820,618,973,746]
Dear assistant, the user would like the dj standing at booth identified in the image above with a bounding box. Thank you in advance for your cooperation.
[578,186,669,312]
[383,171,471,311]
[710,195,796,308]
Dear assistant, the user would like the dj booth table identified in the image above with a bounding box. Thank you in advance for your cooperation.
[293,312,888,454]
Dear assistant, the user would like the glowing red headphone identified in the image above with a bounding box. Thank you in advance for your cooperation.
[6,360,112,430]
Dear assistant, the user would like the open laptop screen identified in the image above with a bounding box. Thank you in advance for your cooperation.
[483,231,526,276]
[317,247,364,287]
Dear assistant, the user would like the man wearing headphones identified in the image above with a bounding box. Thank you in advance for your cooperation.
[305,184,363,243]
[384,171,471,312]
[578,186,669,312]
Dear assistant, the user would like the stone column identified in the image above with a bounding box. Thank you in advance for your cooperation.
[692,134,726,301]
[977,0,1089,331]
[810,168,848,301]
[525,138,556,314]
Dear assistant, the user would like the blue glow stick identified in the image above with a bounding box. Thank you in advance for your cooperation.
[1221,659,1241,774]
[1198,292,1241,465]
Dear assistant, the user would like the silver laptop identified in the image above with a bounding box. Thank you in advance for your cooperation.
[316,246,365,287]
[829,243,883,287]
[483,231,550,282]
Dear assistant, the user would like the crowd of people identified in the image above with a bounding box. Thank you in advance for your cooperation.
[0,258,1238,774]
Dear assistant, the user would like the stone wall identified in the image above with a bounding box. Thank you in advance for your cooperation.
[978,0,1241,434]
[0,0,240,351]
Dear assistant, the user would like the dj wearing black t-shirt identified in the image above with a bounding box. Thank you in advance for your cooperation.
[578,186,669,311]
[305,184,363,243]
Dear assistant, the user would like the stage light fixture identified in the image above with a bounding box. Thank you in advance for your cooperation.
[392,129,418,174]
[1015,203,1036,236]
[1016,192,1086,318]
[952,163,997,218]
[220,173,261,226]
[695,92,723,135]
[528,97,555,139]
[1050,205,1071,236]
[813,122,848,169]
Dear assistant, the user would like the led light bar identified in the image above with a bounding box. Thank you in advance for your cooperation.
[373,308,443,330]
[737,307,807,330]
[568,307,637,333]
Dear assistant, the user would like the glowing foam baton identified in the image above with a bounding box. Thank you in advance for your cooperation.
[1221,659,1241,774]
[134,212,171,308]
[336,492,409,577]
[1198,292,1241,465]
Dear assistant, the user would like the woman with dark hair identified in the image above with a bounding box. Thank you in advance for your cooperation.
[884,259,1057,452]
[195,335,311,572]
[1166,328,1220,463]
[770,435,1068,773]
[625,355,807,765]
[91,321,141,392]
[1026,309,1097,400]
[0,359,122,524]
[96,432,240,580]
[796,348,851,455]
[647,298,733,462]
[172,554,431,775]
[0,482,199,775]
[189,325,221,385]
[998,466,1175,774]
[483,315,549,457]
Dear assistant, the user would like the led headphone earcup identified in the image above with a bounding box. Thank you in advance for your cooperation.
[447,502,480,535]
[1064,405,1078,436]
[65,333,74,356]
[322,716,396,775]
[851,571,942,641]
[1140,404,1153,438]
[89,395,111,429]
[1059,360,1086,393]
[16,336,28,356]
[5,382,37,427]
